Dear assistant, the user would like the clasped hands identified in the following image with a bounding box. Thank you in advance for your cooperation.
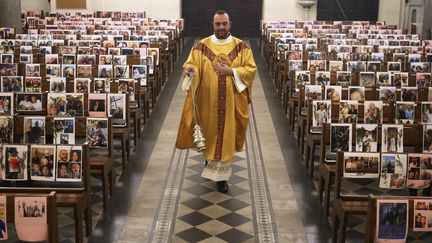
[214,58,233,76]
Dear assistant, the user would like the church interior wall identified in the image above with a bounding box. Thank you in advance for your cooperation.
[19,0,413,30]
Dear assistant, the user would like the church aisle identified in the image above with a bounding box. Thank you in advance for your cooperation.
[118,38,307,243]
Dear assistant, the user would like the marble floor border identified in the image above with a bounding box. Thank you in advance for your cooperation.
[246,103,278,243]
[147,148,189,243]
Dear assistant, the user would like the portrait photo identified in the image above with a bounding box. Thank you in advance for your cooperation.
[30,145,55,181]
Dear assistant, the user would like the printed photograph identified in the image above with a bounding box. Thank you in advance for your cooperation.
[391,72,409,87]
[0,92,13,115]
[45,54,59,64]
[0,64,17,76]
[413,199,432,232]
[132,65,147,79]
[312,100,331,128]
[376,200,408,241]
[16,93,42,111]
[307,60,326,72]
[355,124,378,152]
[367,61,381,72]
[406,154,432,189]
[87,118,108,148]
[343,152,380,178]
[65,93,84,116]
[325,85,341,102]
[2,145,28,180]
[0,116,13,143]
[46,64,61,77]
[295,71,310,91]
[381,124,404,153]
[53,118,75,145]
[336,71,351,86]
[108,93,126,123]
[349,86,365,101]
[364,101,383,124]
[416,73,431,88]
[424,125,432,153]
[25,64,40,77]
[114,65,129,79]
[98,65,113,78]
[94,78,110,93]
[1,76,23,92]
[62,64,76,78]
[14,196,48,241]
[24,116,45,144]
[329,60,343,72]
[74,78,91,93]
[30,145,55,181]
[330,124,352,152]
[376,72,391,86]
[49,77,66,93]
[395,102,415,124]
[88,93,107,117]
[0,196,7,240]
[339,101,358,123]
[379,154,407,189]
[76,65,92,78]
[359,72,376,87]
[401,87,417,101]
[315,71,330,85]
[24,77,42,93]
[379,87,396,102]
[56,146,82,182]
[47,93,66,116]
[422,102,432,124]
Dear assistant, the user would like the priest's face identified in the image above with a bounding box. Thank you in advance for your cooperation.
[213,13,231,39]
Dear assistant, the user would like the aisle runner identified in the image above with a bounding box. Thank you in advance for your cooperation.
[148,105,278,243]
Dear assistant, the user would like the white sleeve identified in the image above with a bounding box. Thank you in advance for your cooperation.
[232,68,247,93]
[181,75,192,91]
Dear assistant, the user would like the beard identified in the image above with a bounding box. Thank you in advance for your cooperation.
[215,30,230,39]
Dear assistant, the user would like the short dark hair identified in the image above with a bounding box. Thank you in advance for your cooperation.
[214,10,229,17]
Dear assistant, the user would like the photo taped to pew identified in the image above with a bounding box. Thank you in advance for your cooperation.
[355,124,378,152]
[86,118,108,148]
[30,145,56,181]
[330,124,352,153]
[413,199,432,231]
[381,125,403,153]
[53,118,75,145]
[379,154,407,189]
[16,93,42,112]
[376,199,408,242]
[343,152,380,178]
[1,76,23,92]
[24,116,45,144]
[15,196,48,242]
[2,145,28,181]
[0,116,13,143]
[56,146,82,182]
[0,92,13,116]
[406,153,432,189]
[0,195,7,240]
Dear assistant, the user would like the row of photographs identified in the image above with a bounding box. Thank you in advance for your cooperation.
[294,69,431,87]
[305,84,424,102]
[0,116,108,147]
[0,195,49,241]
[374,199,432,242]
[0,44,159,61]
[0,63,149,80]
[0,144,83,182]
[342,153,432,190]
[311,100,432,125]
[0,77,142,94]
[0,92,126,119]
[329,123,432,154]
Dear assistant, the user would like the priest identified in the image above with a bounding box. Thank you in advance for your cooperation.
[176,10,257,193]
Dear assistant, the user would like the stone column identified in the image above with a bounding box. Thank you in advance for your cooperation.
[422,0,432,39]
[0,0,23,34]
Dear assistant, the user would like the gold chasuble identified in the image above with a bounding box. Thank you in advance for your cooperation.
[176,36,256,163]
